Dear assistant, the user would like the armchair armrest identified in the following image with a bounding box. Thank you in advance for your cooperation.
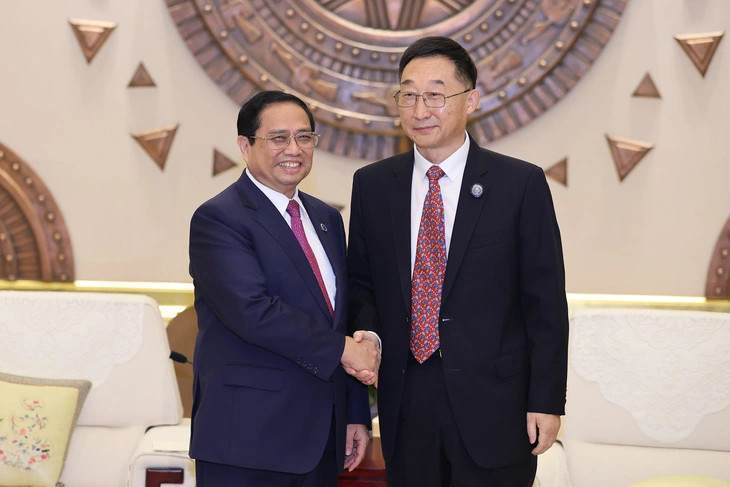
[535,440,570,487]
[128,419,195,487]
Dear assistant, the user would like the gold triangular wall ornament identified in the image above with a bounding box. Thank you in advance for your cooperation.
[674,31,724,77]
[212,149,238,176]
[632,72,661,98]
[68,18,117,64]
[131,124,179,171]
[128,62,156,87]
[605,134,654,182]
[545,157,568,186]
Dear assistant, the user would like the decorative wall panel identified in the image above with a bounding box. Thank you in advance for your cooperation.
[706,217,730,300]
[675,31,724,78]
[632,72,660,98]
[131,125,180,170]
[605,134,653,182]
[0,143,75,282]
[68,18,117,64]
[165,0,627,159]
[545,157,567,186]
[128,62,157,87]
[212,149,238,175]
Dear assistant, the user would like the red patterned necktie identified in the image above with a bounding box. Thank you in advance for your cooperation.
[286,200,334,317]
[410,165,447,363]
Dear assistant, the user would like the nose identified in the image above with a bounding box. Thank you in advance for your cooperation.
[413,96,430,119]
[283,136,303,155]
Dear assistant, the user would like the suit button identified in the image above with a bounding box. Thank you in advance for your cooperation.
[313,367,319,374]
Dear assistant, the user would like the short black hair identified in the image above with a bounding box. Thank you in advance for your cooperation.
[398,36,478,89]
[236,91,315,145]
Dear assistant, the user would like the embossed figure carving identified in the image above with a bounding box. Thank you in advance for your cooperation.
[522,0,574,44]
[165,0,626,159]
[0,143,75,282]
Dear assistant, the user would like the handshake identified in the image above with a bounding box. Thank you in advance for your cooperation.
[341,330,381,387]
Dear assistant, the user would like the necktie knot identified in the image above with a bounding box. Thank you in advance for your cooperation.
[286,199,301,218]
[426,165,445,183]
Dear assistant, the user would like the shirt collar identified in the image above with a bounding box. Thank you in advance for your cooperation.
[413,132,470,180]
[245,169,302,217]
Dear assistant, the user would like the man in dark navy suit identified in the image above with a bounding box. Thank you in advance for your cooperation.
[348,37,569,486]
[189,90,378,486]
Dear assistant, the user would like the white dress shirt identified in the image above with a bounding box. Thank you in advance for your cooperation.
[410,133,470,275]
[246,170,336,310]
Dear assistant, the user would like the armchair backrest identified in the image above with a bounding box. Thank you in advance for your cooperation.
[0,290,182,428]
[564,308,730,486]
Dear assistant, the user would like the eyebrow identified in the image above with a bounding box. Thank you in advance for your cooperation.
[400,79,447,88]
[265,128,312,135]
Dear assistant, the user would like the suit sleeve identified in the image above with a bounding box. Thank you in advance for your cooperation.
[347,171,381,337]
[189,203,345,381]
[518,167,569,415]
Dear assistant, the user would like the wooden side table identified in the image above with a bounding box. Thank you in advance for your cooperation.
[338,437,387,486]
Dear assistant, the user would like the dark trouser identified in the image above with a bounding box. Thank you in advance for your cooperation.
[386,352,537,487]
[195,413,339,487]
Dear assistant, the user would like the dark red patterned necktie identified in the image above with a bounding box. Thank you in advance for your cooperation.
[286,200,334,317]
[410,165,446,363]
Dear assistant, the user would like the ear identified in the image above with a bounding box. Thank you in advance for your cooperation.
[237,135,250,162]
[466,89,479,115]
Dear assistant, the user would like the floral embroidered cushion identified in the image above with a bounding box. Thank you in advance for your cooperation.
[0,372,91,487]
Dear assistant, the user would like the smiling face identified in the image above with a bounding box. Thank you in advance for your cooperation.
[238,102,314,198]
[398,55,479,164]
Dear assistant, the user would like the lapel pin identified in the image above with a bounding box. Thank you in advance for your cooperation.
[470,183,484,198]
[320,223,328,232]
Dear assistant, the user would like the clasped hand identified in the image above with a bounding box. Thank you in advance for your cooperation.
[341,331,380,387]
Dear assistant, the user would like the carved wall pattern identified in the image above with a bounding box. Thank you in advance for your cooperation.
[0,143,75,282]
[706,217,730,300]
[165,0,627,160]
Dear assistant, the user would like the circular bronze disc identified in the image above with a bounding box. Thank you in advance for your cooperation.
[0,143,75,282]
[165,0,627,159]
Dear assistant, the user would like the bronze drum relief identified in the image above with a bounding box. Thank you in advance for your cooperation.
[165,0,627,159]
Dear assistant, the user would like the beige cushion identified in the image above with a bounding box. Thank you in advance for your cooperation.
[0,372,91,487]
[630,476,730,487]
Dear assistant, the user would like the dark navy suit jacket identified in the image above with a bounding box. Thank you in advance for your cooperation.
[189,171,370,474]
[348,136,569,468]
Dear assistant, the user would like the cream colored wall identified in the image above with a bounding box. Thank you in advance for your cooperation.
[0,1,728,295]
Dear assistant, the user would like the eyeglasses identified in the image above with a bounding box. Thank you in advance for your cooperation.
[249,132,320,150]
[393,88,472,108]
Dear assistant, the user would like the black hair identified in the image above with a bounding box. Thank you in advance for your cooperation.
[236,91,315,145]
[398,36,478,89]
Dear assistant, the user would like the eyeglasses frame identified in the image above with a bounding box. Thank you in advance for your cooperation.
[393,88,473,108]
[248,131,320,150]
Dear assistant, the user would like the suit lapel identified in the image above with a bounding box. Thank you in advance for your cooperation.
[239,175,333,322]
[388,153,415,313]
[442,140,491,303]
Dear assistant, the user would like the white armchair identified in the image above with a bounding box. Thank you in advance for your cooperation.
[0,290,194,487]
[563,308,730,486]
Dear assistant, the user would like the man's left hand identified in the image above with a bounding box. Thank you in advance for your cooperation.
[344,424,370,471]
[526,412,561,455]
